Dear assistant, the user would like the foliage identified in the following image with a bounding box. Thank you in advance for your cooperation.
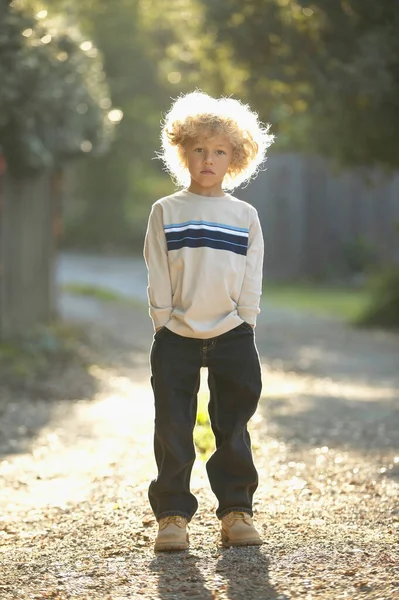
[194,391,215,459]
[62,283,145,308]
[194,0,399,169]
[9,0,396,247]
[0,322,86,381]
[42,0,179,248]
[263,283,370,320]
[356,267,399,329]
[0,1,114,178]
[138,0,234,96]
[342,235,379,275]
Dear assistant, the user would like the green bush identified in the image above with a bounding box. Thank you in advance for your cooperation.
[0,323,87,382]
[342,235,379,275]
[355,266,399,329]
[0,5,114,178]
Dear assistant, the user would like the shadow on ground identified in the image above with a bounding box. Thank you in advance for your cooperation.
[255,314,399,388]
[150,552,214,599]
[149,547,277,599]
[254,308,399,454]
[259,393,399,454]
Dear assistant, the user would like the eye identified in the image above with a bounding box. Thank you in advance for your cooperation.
[216,149,226,155]
[194,147,203,153]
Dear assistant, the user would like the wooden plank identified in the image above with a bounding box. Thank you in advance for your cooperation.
[238,154,399,280]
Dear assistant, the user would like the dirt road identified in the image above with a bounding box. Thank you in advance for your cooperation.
[0,275,398,599]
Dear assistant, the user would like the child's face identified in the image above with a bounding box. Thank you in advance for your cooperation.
[185,131,233,195]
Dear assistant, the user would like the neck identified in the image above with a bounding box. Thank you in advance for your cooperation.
[187,182,226,197]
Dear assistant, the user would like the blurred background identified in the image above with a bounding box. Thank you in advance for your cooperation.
[1,4,399,591]
[0,0,398,339]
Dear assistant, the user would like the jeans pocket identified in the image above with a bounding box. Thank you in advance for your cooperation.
[240,321,254,333]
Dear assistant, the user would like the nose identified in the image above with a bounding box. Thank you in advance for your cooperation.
[204,152,213,164]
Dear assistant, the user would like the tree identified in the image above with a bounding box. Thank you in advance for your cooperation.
[195,0,399,169]
[0,2,114,178]
[0,1,117,336]
[42,0,180,248]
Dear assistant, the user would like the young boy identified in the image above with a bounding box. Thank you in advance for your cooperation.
[143,91,274,551]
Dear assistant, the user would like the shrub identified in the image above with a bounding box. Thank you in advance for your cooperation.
[0,5,114,178]
[355,266,399,329]
[342,235,379,275]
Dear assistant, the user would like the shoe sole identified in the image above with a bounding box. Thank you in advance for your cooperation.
[154,534,189,552]
[222,539,263,548]
[221,532,263,548]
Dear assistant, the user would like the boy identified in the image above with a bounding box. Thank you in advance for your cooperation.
[143,91,274,551]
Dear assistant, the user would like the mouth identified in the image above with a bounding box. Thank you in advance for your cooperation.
[201,170,215,174]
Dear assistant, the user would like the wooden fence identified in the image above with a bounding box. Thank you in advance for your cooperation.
[238,153,399,280]
[0,172,57,338]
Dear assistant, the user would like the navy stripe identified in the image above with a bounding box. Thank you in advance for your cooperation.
[167,237,247,255]
[165,228,248,248]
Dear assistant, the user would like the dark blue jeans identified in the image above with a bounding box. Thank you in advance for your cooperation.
[148,322,262,522]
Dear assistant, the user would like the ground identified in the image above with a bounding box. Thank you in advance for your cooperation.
[0,255,398,599]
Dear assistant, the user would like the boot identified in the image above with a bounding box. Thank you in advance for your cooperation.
[221,511,263,547]
[154,515,189,552]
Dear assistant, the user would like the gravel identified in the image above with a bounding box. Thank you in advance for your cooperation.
[0,297,398,600]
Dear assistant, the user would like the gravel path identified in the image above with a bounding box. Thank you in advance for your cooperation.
[0,288,398,599]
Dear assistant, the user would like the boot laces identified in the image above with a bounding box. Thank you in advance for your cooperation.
[227,511,252,523]
[159,516,186,529]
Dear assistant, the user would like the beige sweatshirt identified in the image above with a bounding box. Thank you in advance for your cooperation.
[143,189,264,339]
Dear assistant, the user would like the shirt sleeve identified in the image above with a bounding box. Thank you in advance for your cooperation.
[143,202,173,330]
[237,208,264,326]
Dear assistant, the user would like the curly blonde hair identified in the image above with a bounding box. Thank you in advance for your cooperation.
[158,91,275,191]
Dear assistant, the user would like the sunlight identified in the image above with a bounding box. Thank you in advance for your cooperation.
[107,109,124,123]
[167,71,182,84]
[0,368,156,514]
[80,140,92,152]
[80,41,93,51]
[262,366,397,402]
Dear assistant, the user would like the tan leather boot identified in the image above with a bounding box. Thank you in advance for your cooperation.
[154,516,189,552]
[221,512,263,547]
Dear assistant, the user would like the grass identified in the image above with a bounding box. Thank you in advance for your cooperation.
[0,323,86,381]
[62,283,145,308]
[263,283,371,321]
[194,390,215,459]
[64,281,370,322]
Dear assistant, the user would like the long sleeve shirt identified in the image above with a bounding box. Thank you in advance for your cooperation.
[143,189,264,339]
